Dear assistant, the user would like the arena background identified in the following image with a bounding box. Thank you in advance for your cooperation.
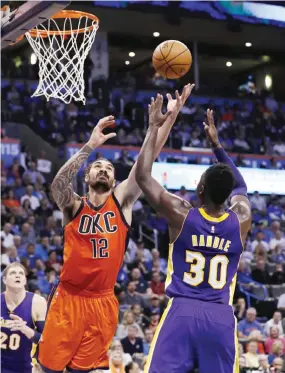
[1,1,285,372]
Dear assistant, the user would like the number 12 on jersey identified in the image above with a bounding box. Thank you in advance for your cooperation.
[183,251,229,289]
[90,238,109,259]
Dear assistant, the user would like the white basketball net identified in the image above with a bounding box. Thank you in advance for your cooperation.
[25,15,99,104]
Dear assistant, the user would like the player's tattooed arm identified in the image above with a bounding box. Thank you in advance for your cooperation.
[51,144,93,209]
[135,97,191,235]
[51,116,116,210]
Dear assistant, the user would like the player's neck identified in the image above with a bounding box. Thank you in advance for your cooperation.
[201,203,225,217]
[88,188,111,206]
[5,288,27,310]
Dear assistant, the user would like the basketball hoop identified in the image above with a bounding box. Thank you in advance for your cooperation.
[25,10,99,104]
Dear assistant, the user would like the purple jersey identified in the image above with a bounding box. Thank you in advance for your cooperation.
[1,292,34,373]
[165,207,243,305]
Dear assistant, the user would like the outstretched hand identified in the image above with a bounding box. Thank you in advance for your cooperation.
[203,109,220,147]
[87,116,116,149]
[166,83,195,113]
[148,94,173,128]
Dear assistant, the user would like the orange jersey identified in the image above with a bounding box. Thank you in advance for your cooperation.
[60,194,129,296]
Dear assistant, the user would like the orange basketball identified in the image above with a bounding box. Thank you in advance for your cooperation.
[152,40,192,79]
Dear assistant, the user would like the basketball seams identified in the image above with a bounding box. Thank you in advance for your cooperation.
[159,40,176,61]
[165,65,180,79]
[155,48,190,71]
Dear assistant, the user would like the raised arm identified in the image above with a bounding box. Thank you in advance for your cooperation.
[135,96,190,238]
[115,84,194,212]
[51,116,116,219]
[203,109,252,243]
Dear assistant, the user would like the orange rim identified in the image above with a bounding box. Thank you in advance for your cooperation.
[27,10,99,38]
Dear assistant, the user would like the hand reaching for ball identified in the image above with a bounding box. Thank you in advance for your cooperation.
[148,94,173,128]
[166,83,195,113]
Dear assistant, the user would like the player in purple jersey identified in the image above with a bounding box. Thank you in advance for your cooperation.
[1,262,47,373]
[136,100,252,373]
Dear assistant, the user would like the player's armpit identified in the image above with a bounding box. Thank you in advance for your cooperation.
[230,195,252,244]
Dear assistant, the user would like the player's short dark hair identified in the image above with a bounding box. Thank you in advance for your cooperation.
[85,158,114,177]
[204,163,235,205]
[3,262,27,278]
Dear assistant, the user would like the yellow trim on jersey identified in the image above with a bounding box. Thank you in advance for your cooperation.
[233,316,239,373]
[144,298,174,373]
[165,210,189,290]
[165,244,174,290]
[229,273,237,306]
[199,208,229,222]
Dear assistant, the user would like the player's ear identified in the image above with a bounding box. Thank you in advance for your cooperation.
[84,173,89,183]
[3,276,6,286]
[112,179,116,188]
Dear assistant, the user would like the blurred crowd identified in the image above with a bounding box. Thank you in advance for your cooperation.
[2,62,285,159]
[1,143,285,372]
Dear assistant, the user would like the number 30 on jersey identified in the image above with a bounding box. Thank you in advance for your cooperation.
[183,251,229,289]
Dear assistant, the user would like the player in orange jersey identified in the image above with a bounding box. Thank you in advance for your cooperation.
[37,83,194,373]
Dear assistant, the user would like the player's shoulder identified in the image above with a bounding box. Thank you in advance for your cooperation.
[32,294,47,309]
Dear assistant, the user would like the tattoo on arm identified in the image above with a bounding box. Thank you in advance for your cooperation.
[51,144,93,209]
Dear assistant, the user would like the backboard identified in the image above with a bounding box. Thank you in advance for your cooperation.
[1,1,70,49]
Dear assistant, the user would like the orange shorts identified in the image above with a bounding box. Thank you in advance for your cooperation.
[38,283,118,372]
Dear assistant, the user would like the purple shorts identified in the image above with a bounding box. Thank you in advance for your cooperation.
[144,297,239,373]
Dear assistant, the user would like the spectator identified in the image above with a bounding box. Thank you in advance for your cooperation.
[264,311,284,337]
[247,330,265,354]
[271,264,285,285]
[125,362,140,373]
[243,340,259,369]
[116,310,144,339]
[265,326,285,354]
[150,271,165,296]
[238,308,263,338]
[174,186,191,202]
[3,190,21,209]
[234,297,247,322]
[1,223,14,249]
[251,259,271,284]
[123,281,145,308]
[21,243,41,269]
[147,312,160,333]
[144,294,163,318]
[258,354,270,372]
[1,245,20,265]
[143,329,154,355]
[270,230,285,251]
[23,161,45,184]
[121,325,144,356]
[22,199,34,218]
[131,304,148,330]
[271,245,285,264]
[250,191,267,213]
[20,223,36,245]
[268,341,284,365]
[20,185,40,210]
[251,232,270,253]
[129,268,148,294]
[109,351,125,373]
[271,357,284,372]
[150,249,167,275]
[45,250,62,273]
[109,340,132,366]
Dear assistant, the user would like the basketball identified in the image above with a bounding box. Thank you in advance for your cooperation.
[152,40,192,79]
